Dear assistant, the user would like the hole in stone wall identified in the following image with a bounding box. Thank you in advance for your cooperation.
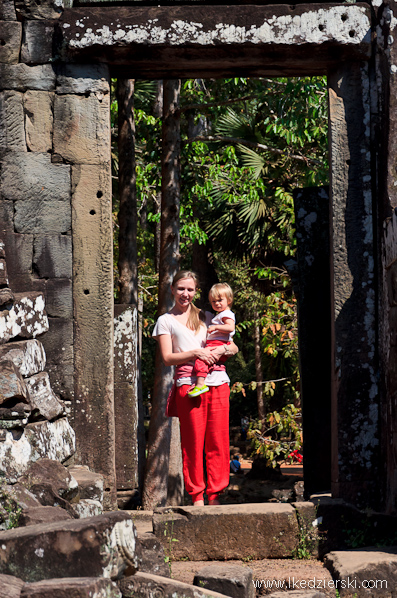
[0,40,6,46]
[341,14,348,22]
[318,24,324,32]
[90,209,96,215]
[84,289,90,295]
[349,30,355,37]
[97,191,103,198]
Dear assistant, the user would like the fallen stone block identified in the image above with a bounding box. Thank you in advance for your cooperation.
[119,572,231,598]
[21,22,55,65]
[19,506,73,527]
[0,340,46,377]
[0,483,41,531]
[0,401,31,427]
[0,360,29,404]
[324,548,397,597]
[0,259,8,286]
[0,64,55,92]
[137,530,170,578]
[0,288,14,306]
[23,91,53,152]
[25,372,65,420]
[0,511,140,581]
[0,418,75,482]
[0,0,17,20]
[72,499,102,519]
[22,482,77,517]
[153,504,299,560]
[194,564,254,598]
[0,573,24,598]
[3,483,43,510]
[67,465,104,503]
[19,458,78,502]
[0,293,49,345]
[20,577,122,598]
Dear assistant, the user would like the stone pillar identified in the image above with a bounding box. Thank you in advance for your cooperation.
[328,63,379,507]
[294,187,332,496]
[114,305,139,491]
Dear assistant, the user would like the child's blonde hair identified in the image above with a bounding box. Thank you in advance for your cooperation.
[208,283,233,307]
[172,270,206,333]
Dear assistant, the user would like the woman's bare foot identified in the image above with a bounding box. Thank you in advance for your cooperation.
[208,498,220,505]
[193,499,204,506]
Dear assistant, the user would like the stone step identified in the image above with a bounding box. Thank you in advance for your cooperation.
[0,511,140,582]
[119,572,233,598]
[193,564,254,598]
[153,503,299,560]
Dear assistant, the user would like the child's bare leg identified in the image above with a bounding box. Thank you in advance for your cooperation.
[196,376,205,387]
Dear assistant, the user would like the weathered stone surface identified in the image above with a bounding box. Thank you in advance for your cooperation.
[14,201,71,235]
[0,339,46,377]
[0,573,24,598]
[0,229,33,294]
[33,235,72,279]
[0,259,8,286]
[114,305,138,490]
[1,152,70,202]
[0,511,140,581]
[0,21,21,64]
[0,0,17,20]
[153,504,299,560]
[23,482,77,515]
[67,465,104,503]
[0,64,55,91]
[0,360,29,405]
[19,458,78,501]
[0,240,5,258]
[53,92,111,164]
[56,64,110,94]
[25,372,65,420]
[194,565,254,598]
[21,577,122,598]
[72,164,115,504]
[19,506,73,527]
[40,318,73,401]
[269,593,326,598]
[32,279,72,319]
[0,401,30,426]
[324,548,397,597]
[0,417,75,482]
[0,91,27,155]
[72,499,103,519]
[0,288,14,306]
[137,530,170,578]
[15,0,63,20]
[21,21,55,65]
[0,293,49,345]
[24,91,53,152]
[3,483,42,510]
[119,572,231,598]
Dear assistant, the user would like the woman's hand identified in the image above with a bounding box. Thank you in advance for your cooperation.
[209,341,239,361]
[194,347,217,365]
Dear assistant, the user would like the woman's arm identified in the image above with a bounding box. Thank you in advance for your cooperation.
[157,334,218,367]
[209,340,239,360]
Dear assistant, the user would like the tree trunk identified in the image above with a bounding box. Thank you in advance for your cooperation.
[116,78,138,306]
[153,81,163,275]
[191,240,219,311]
[254,318,265,420]
[142,79,182,510]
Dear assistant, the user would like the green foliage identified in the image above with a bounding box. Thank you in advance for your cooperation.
[0,478,22,530]
[248,404,302,468]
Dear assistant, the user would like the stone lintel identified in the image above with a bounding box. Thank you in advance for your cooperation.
[59,4,371,77]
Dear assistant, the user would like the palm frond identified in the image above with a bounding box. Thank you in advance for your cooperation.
[237,144,266,179]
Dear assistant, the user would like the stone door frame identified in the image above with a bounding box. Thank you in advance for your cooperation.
[60,2,380,506]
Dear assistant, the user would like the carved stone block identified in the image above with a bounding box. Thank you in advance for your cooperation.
[21,20,54,65]
[25,372,65,420]
[56,64,110,95]
[0,258,9,286]
[0,292,49,344]
[53,93,111,164]
[15,0,63,20]
[0,339,46,377]
[21,578,122,598]
[0,21,22,64]
[0,90,27,155]
[24,91,53,152]
[0,359,29,405]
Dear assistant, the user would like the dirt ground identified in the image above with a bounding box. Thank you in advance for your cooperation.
[171,558,335,595]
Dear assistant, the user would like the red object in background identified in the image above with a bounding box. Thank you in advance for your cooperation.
[288,449,303,463]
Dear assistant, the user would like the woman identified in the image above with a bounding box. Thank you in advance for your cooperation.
[152,270,237,506]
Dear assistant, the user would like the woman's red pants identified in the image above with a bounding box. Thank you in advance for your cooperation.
[175,383,230,503]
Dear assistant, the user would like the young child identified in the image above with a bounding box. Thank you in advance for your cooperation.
[188,283,235,397]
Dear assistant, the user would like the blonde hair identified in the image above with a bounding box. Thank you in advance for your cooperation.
[208,283,234,307]
[172,270,206,333]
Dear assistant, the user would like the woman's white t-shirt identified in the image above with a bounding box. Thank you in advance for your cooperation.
[152,312,230,387]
